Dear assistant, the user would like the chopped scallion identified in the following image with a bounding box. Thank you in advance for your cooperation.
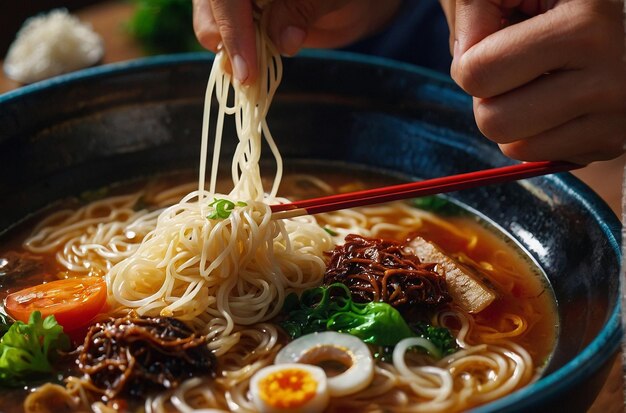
[207,199,247,220]
[323,226,338,236]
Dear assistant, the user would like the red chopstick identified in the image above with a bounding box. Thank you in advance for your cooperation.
[270,160,581,219]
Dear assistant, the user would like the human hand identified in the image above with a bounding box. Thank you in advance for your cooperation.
[442,0,626,164]
[192,0,401,84]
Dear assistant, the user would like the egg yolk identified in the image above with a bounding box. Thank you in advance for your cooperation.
[258,368,318,409]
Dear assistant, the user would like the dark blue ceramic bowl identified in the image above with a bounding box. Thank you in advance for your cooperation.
[0,52,621,412]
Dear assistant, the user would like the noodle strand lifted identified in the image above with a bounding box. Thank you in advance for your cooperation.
[105,20,331,351]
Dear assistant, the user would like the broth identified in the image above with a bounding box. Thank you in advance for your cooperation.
[0,166,557,412]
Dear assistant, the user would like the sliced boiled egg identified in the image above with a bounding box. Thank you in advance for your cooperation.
[249,363,329,413]
[275,331,374,397]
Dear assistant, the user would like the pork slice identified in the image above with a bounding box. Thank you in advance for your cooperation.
[405,237,497,313]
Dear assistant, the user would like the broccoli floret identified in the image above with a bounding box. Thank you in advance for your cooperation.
[410,322,458,357]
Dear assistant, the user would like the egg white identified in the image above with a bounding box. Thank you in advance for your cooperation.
[275,331,375,397]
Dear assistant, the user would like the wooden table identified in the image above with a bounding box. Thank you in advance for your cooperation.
[1,1,623,411]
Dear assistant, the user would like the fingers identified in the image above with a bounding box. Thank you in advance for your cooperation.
[452,0,504,57]
[452,0,547,58]
[266,0,402,53]
[193,0,402,83]
[451,2,612,98]
[498,113,626,164]
[194,0,350,82]
[452,0,626,163]
[265,0,317,56]
[193,0,257,83]
[209,0,257,83]
[472,71,598,142]
[471,40,626,164]
[453,12,562,97]
[450,0,506,97]
[282,0,403,50]
[267,0,356,56]
[193,0,220,51]
[474,62,626,143]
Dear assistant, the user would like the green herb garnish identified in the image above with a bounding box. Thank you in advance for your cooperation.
[207,199,247,220]
[0,311,70,386]
[412,195,461,216]
[322,226,338,236]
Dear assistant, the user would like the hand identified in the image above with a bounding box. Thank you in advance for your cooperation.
[443,0,626,164]
[192,0,401,84]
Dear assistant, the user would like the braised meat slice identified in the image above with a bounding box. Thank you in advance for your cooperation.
[404,236,497,313]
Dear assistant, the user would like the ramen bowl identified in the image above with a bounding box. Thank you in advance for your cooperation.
[0,52,620,412]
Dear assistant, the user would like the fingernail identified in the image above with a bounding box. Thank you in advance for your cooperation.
[232,54,248,83]
[280,26,306,56]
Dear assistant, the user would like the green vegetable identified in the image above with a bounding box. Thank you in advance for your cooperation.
[412,195,461,216]
[207,199,247,220]
[410,322,458,357]
[327,301,415,346]
[0,311,70,386]
[0,314,12,338]
[128,0,203,54]
[281,284,414,347]
[322,226,338,236]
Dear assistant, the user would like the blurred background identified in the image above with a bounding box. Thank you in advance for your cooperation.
[0,1,623,411]
[0,0,102,56]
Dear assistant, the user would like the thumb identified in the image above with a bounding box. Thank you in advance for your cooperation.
[452,0,504,78]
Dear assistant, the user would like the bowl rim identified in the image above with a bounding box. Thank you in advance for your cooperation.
[472,171,622,412]
[0,50,621,412]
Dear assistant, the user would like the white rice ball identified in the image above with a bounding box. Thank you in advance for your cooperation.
[3,9,104,84]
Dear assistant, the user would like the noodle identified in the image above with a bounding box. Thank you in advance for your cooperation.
[21,188,545,413]
[101,15,331,350]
